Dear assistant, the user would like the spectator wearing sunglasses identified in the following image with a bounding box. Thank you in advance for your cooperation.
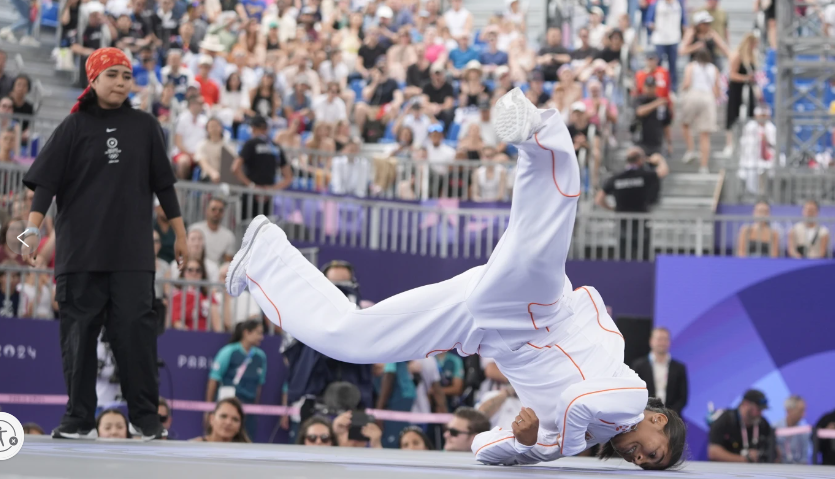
[297,416,336,447]
[158,397,173,439]
[443,407,490,452]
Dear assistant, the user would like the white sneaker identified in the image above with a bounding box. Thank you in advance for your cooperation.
[0,28,16,43]
[719,145,733,158]
[19,35,40,47]
[699,166,710,174]
[682,151,697,163]
[226,215,271,297]
[492,87,542,145]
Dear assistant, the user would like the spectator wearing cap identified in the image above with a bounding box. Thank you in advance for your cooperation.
[698,0,729,49]
[788,200,830,259]
[356,27,390,81]
[479,32,509,75]
[634,75,673,159]
[447,35,480,79]
[634,51,671,99]
[596,147,669,259]
[775,395,811,464]
[355,60,403,140]
[395,99,433,147]
[426,123,456,196]
[525,71,550,108]
[646,0,686,92]
[376,5,399,46]
[679,11,730,67]
[232,116,293,218]
[162,50,196,102]
[173,95,208,179]
[443,0,473,39]
[708,389,776,463]
[567,102,597,171]
[537,27,572,82]
[586,7,608,50]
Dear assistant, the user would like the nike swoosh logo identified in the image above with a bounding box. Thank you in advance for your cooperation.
[106,128,117,132]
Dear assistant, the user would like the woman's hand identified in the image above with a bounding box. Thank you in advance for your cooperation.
[333,410,352,435]
[511,407,539,446]
[362,422,383,448]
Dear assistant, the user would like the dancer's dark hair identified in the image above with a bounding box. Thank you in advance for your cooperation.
[597,397,687,470]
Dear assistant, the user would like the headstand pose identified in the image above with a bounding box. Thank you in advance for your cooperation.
[226,89,687,469]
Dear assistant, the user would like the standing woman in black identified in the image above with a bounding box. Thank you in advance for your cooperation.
[723,33,759,157]
[19,47,188,440]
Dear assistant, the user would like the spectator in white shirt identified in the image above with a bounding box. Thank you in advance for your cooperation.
[330,139,371,197]
[647,0,684,92]
[173,95,208,179]
[587,7,608,50]
[425,123,456,196]
[738,106,778,196]
[442,0,472,39]
[189,198,237,265]
[313,82,348,124]
[409,357,446,415]
[788,200,831,259]
[395,100,432,148]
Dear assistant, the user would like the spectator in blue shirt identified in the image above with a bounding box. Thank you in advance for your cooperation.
[239,0,267,22]
[447,35,480,79]
[206,319,267,439]
[132,47,161,97]
[374,362,417,448]
[479,32,508,77]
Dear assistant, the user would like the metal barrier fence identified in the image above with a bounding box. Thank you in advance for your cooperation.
[0,245,317,332]
[723,166,835,205]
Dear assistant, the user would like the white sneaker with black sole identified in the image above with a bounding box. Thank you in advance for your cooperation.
[129,423,168,441]
[226,215,271,297]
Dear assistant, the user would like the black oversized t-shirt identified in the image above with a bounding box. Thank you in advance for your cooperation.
[539,45,570,80]
[23,103,177,276]
[240,136,285,186]
[406,63,430,88]
[708,409,774,456]
[637,95,670,147]
[422,81,454,105]
[369,79,399,106]
[602,167,659,213]
[358,43,389,70]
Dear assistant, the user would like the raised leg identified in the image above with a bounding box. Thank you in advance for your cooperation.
[465,89,581,334]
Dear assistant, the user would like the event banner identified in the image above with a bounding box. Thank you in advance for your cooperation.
[654,256,835,460]
[0,318,288,443]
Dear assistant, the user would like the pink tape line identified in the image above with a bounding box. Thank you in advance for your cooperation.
[0,393,454,424]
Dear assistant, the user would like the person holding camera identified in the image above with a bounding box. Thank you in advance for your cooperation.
[332,410,383,448]
[708,389,776,463]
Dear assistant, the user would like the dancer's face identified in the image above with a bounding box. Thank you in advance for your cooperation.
[93,66,133,108]
[609,413,670,468]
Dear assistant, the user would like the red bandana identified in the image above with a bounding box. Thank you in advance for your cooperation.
[70,47,133,113]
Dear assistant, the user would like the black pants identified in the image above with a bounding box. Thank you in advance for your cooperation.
[241,192,274,221]
[618,219,651,261]
[56,271,161,432]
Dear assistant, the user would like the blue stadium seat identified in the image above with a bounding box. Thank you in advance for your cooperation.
[191,166,202,181]
[351,79,366,104]
[447,122,461,140]
[40,2,59,28]
[382,121,396,142]
[238,124,252,143]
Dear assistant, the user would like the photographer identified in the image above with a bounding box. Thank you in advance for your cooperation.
[708,389,777,463]
[282,260,373,435]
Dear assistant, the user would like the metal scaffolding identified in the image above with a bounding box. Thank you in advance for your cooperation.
[774,0,835,165]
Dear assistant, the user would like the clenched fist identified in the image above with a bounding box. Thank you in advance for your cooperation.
[512,407,539,446]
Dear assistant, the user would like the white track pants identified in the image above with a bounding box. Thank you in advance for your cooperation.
[245,109,581,364]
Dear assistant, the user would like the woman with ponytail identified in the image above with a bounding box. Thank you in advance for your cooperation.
[21,47,187,440]
[205,319,266,439]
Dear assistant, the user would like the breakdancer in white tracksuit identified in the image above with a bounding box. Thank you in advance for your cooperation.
[226,89,686,470]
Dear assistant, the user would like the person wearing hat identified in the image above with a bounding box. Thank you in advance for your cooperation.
[537,27,572,82]
[459,60,490,108]
[69,2,113,88]
[21,47,186,440]
[376,5,398,45]
[698,0,728,49]
[708,389,776,463]
[447,35,480,79]
[232,115,292,218]
[679,10,729,66]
